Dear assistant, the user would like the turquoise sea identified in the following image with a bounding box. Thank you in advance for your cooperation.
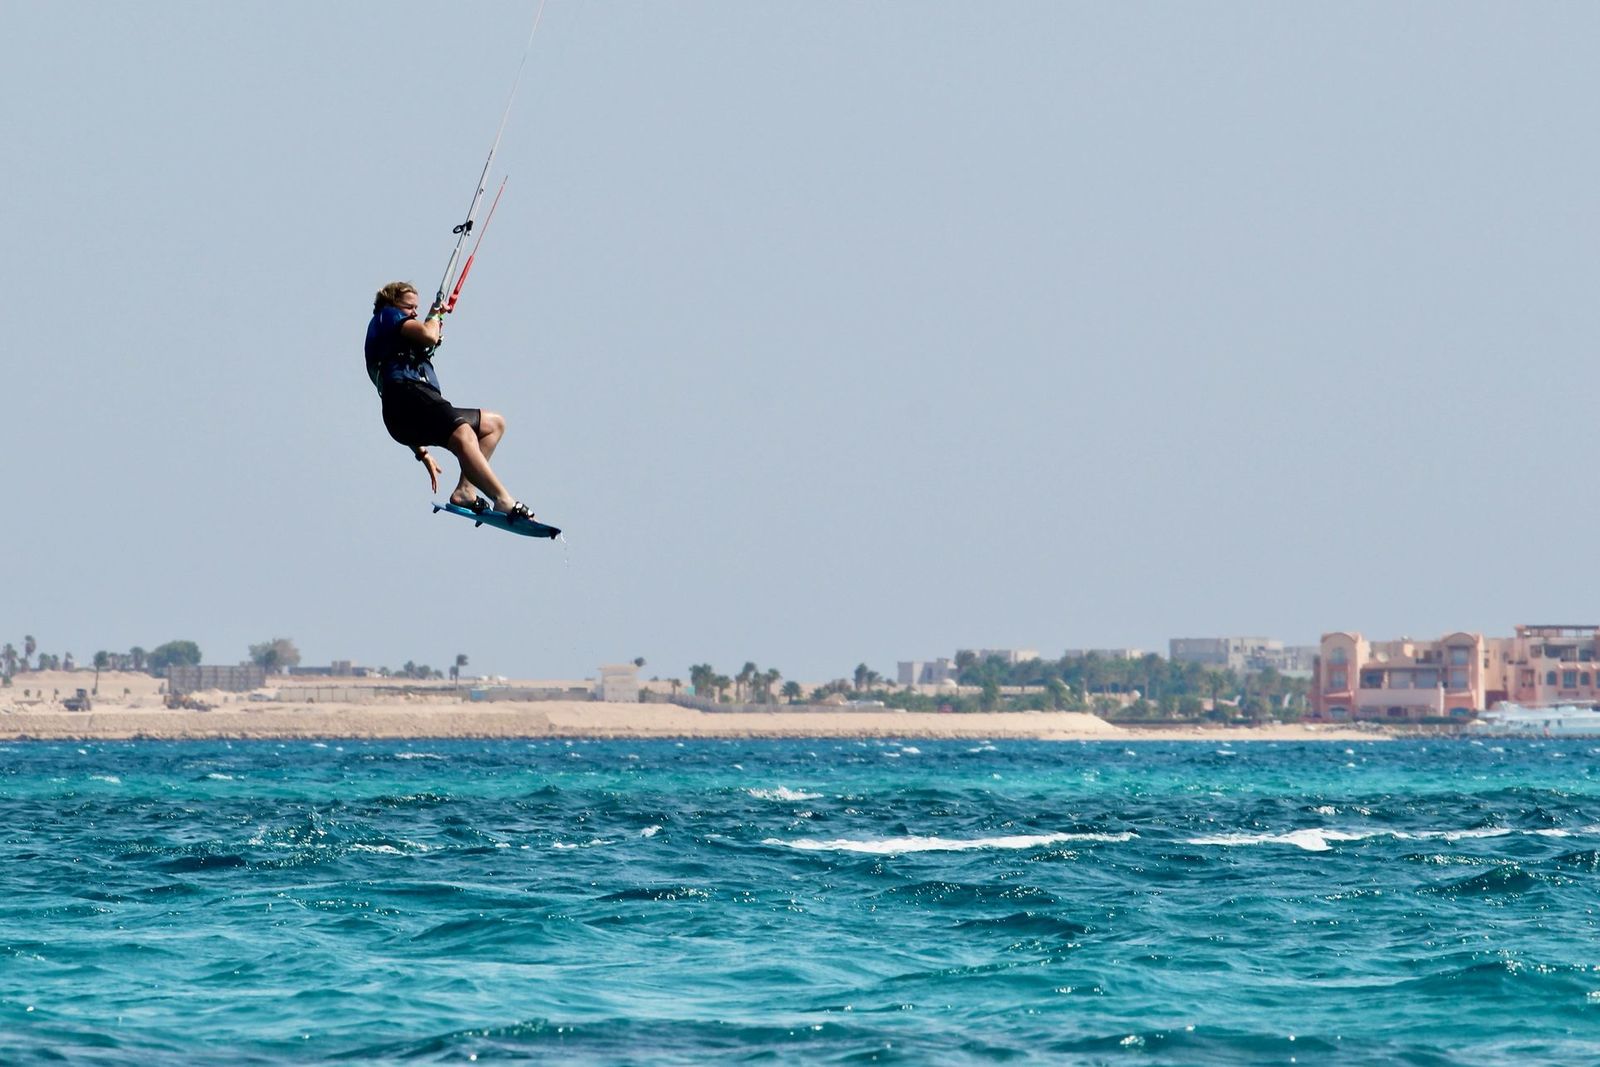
[2,738,1598,1064]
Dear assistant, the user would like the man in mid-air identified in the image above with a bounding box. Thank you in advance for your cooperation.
[364,281,535,523]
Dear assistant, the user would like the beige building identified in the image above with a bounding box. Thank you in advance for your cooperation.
[595,664,641,703]
[1309,623,1600,722]
[1497,624,1600,707]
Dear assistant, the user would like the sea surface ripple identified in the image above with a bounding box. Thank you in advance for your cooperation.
[2,738,1599,1064]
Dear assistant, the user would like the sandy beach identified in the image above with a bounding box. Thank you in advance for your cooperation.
[0,672,1381,742]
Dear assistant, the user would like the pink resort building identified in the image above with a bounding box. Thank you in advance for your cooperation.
[1308,624,1600,723]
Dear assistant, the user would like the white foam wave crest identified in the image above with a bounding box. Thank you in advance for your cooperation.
[552,838,610,850]
[205,773,235,781]
[1188,829,1378,852]
[766,831,1135,855]
[89,774,121,785]
[641,826,662,838]
[394,752,445,761]
[1189,825,1594,852]
[749,787,823,802]
[350,838,430,855]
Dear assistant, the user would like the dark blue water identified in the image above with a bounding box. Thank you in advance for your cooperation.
[2,738,1598,1064]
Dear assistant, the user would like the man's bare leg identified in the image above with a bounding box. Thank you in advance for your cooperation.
[445,421,515,512]
[448,413,507,506]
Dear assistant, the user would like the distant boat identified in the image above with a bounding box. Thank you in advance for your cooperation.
[1466,704,1600,738]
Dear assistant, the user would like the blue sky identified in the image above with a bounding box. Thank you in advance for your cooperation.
[4,3,1598,681]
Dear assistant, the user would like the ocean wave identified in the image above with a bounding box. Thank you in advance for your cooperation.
[155,852,249,872]
[1187,829,1379,852]
[765,831,1135,854]
[1553,849,1600,870]
[350,839,429,855]
[1423,864,1569,896]
[748,787,823,802]
[952,911,1091,937]
[553,838,610,850]
[599,886,711,902]
[1189,825,1596,852]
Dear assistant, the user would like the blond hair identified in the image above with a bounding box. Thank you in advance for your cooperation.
[373,281,418,315]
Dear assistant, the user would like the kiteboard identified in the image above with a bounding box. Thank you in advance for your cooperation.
[433,501,561,540]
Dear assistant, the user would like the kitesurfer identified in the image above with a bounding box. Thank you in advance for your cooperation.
[365,281,535,522]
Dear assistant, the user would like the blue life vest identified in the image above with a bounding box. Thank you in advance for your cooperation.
[364,305,442,395]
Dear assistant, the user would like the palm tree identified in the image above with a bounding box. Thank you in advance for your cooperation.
[781,680,802,704]
[689,663,716,698]
[23,635,36,671]
[633,656,646,669]
[1203,668,1237,711]
[93,651,110,694]
[1,644,16,677]
[451,653,469,683]
[761,668,781,704]
[129,646,147,672]
[736,662,757,702]
[853,663,873,692]
[668,678,682,697]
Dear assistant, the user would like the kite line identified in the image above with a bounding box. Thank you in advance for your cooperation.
[433,0,548,314]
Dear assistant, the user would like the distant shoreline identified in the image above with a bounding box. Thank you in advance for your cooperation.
[0,700,1386,743]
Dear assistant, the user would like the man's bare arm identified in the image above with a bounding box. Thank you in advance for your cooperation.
[398,304,445,347]
[414,448,442,493]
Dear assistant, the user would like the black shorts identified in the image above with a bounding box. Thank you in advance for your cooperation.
[381,381,481,448]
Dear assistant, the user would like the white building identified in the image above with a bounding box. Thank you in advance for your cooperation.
[898,658,957,686]
[1169,637,1315,676]
[595,664,640,703]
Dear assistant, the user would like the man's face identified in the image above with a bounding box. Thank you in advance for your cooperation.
[395,291,420,317]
